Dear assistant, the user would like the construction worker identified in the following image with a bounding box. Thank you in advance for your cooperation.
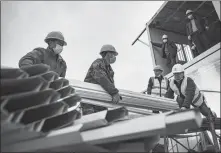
[146,65,169,113]
[151,35,177,66]
[186,10,211,54]
[19,31,67,77]
[165,64,215,119]
[82,44,122,115]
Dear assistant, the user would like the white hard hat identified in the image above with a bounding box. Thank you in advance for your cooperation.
[186,10,193,15]
[153,65,163,71]
[100,44,118,56]
[162,34,168,39]
[172,64,185,73]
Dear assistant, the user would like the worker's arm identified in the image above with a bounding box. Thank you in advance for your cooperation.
[170,41,177,50]
[151,41,163,48]
[91,60,119,96]
[164,86,174,99]
[19,49,45,68]
[60,65,67,78]
[147,77,153,95]
[182,77,196,108]
[186,23,191,38]
[60,60,67,78]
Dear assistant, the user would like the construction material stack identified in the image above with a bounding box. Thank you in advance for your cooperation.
[1,65,204,152]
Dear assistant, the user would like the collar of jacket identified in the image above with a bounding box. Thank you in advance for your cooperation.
[47,47,59,58]
[155,75,163,79]
[101,57,110,66]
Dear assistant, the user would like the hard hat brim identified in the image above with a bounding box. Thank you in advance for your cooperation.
[153,69,163,71]
[100,51,118,56]
[44,38,67,46]
[186,11,193,16]
[173,71,184,73]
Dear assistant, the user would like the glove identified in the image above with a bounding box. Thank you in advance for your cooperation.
[112,93,122,104]
[191,45,196,50]
[188,35,191,40]
[180,107,187,110]
[205,26,209,30]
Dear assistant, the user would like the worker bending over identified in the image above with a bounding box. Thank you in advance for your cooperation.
[147,65,169,113]
[19,31,67,77]
[165,64,215,119]
[82,44,122,115]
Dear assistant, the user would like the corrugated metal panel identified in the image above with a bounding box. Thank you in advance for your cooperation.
[1,66,81,147]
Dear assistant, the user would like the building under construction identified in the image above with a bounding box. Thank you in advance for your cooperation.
[1,1,220,152]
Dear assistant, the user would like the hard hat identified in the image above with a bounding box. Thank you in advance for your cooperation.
[153,65,163,71]
[162,34,168,39]
[186,10,193,15]
[172,64,185,73]
[100,44,118,56]
[44,31,67,46]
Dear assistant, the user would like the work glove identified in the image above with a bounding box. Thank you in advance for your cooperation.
[191,45,196,50]
[112,93,122,104]
[188,35,191,40]
[180,107,187,110]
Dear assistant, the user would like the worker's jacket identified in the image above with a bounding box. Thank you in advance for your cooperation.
[19,47,67,77]
[84,58,119,96]
[165,77,204,108]
[186,15,208,36]
[151,40,177,58]
[147,76,169,97]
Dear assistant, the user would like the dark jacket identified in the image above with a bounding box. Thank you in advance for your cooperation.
[165,77,196,108]
[19,47,67,77]
[84,58,119,96]
[186,15,208,36]
[151,40,177,58]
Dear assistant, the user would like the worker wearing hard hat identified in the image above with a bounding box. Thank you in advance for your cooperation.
[151,34,177,66]
[186,9,211,54]
[82,44,122,115]
[19,31,67,77]
[146,65,169,113]
[165,64,215,119]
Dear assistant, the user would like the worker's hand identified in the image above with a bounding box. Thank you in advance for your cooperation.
[188,35,191,40]
[112,93,121,104]
[205,26,209,30]
[180,107,187,110]
[191,45,196,50]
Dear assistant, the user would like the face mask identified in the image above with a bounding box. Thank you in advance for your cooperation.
[53,44,63,54]
[174,73,184,81]
[109,56,116,64]
[188,15,193,19]
[163,39,167,43]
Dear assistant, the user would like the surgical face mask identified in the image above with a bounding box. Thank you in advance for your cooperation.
[154,70,162,77]
[53,44,63,54]
[109,56,116,64]
[188,15,193,19]
[163,39,167,43]
[174,73,184,81]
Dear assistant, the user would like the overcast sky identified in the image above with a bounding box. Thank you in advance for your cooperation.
[1,1,165,92]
